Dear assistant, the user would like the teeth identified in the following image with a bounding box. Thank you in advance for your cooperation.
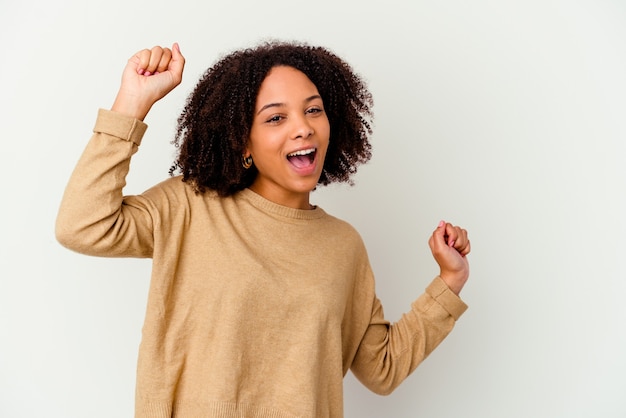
[287,148,316,157]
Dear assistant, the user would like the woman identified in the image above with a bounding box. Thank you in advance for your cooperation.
[56,41,471,418]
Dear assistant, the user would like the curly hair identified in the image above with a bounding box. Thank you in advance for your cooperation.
[170,40,374,196]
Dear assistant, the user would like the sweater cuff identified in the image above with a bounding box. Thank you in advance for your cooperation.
[94,109,148,147]
[425,276,468,320]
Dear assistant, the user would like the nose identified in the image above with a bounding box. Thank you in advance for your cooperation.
[291,114,314,139]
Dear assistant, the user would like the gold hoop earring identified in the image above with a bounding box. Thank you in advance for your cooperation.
[242,155,253,169]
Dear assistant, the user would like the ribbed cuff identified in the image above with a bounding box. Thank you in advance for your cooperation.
[94,108,148,146]
[425,276,468,320]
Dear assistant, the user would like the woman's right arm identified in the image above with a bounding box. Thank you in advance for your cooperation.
[55,44,185,257]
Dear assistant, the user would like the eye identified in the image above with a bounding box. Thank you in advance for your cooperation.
[306,107,324,115]
[265,115,283,123]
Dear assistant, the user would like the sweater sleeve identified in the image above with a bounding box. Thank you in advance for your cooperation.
[55,109,156,258]
[350,273,468,395]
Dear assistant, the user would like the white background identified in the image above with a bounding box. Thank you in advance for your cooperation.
[1,0,625,417]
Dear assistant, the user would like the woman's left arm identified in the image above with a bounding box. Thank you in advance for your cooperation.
[349,222,470,395]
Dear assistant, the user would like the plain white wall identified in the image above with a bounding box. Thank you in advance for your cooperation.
[1,0,625,417]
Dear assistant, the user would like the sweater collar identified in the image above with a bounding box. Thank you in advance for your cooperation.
[238,188,327,220]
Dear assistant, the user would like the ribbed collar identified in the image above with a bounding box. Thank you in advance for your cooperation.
[238,188,327,221]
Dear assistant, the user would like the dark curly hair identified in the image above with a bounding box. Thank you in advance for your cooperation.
[169,40,374,196]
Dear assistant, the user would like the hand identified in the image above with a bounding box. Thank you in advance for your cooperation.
[111,43,185,120]
[428,220,471,295]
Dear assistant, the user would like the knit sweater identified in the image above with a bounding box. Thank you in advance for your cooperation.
[55,109,468,418]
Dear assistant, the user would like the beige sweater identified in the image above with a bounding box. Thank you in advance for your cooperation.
[56,110,468,418]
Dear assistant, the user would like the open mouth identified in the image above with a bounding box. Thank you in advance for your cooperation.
[287,148,317,169]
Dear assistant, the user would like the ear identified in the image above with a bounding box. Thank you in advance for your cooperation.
[243,140,251,157]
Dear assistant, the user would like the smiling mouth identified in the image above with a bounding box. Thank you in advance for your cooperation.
[287,148,317,169]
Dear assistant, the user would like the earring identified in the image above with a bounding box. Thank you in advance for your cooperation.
[242,155,253,169]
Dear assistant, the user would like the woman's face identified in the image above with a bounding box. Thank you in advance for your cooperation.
[246,66,330,209]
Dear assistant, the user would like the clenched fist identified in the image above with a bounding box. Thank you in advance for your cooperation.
[111,43,185,120]
[428,220,471,295]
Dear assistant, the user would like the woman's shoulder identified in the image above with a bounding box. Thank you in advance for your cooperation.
[140,175,221,206]
[143,175,217,196]
[318,211,366,246]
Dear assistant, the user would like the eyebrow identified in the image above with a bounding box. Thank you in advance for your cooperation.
[256,95,322,115]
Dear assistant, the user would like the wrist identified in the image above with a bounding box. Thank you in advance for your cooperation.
[111,91,152,121]
[439,271,468,295]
